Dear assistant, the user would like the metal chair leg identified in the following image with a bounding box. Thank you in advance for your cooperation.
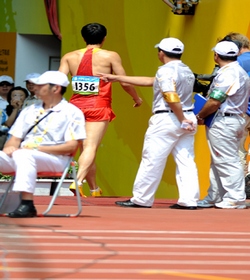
[40,160,82,217]
[0,177,15,214]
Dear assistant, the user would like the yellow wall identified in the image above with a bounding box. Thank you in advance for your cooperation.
[58,0,250,198]
[1,1,249,198]
[3,0,51,34]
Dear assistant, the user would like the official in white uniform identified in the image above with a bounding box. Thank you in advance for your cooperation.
[196,41,250,209]
[0,71,86,217]
[100,37,200,209]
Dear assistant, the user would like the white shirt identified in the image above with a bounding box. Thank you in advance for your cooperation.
[153,60,195,113]
[208,61,250,114]
[9,99,86,148]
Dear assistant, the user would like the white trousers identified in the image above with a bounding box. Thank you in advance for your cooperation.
[204,115,246,203]
[131,112,200,207]
[0,149,69,194]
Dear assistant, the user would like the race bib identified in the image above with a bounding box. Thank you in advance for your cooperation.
[72,76,100,95]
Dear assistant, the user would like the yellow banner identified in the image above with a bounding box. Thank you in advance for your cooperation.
[0,32,16,78]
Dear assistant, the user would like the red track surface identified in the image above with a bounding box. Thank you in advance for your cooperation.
[1,197,250,280]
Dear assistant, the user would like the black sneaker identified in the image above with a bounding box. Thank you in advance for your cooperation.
[8,203,37,218]
[245,173,250,199]
[169,203,197,210]
[115,199,151,208]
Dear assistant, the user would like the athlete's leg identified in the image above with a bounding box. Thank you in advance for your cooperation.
[77,121,109,190]
[78,141,95,183]
[86,162,96,189]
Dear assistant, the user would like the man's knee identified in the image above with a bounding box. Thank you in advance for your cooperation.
[12,149,34,162]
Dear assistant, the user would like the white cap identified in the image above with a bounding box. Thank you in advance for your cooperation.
[29,71,70,87]
[212,41,239,56]
[24,73,41,82]
[155,37,184,54]
[0,75,14,84]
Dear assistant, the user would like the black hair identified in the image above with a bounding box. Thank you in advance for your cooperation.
[216,54,238,61]
[81,23,107,45]
[61,86,67,95]
[49,84,67,95]
[159,48,182,59]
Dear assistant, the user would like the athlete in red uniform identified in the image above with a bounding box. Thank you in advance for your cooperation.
[59,23,142,197]
[70,48,115,122]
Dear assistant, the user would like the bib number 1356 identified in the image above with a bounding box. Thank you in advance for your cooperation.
[72,76,100,95]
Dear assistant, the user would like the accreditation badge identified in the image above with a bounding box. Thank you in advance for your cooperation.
[72,76,100,95]
[24,136,43,149]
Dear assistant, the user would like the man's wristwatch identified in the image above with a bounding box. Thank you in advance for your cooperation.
[196,114,204,121]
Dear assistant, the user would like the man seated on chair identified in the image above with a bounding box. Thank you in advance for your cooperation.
[0,71,86,218]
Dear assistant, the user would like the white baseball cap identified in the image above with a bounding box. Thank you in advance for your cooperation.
[24,73,41,82]
[155,37,184,54]
[29,71,70,87]
[0,75,14,84]
[212,41,239,56]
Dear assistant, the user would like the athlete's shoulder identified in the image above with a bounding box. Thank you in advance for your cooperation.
[61,49,84,59]
[97,48,120,58]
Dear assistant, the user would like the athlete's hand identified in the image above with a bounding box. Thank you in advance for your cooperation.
[133,97,143,107]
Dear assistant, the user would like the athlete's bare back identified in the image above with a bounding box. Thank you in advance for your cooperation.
[59,46,127,77]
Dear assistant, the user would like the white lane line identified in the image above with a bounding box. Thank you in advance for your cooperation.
[1,228,250,235]
[3,250,250,257]
[1,267,250,275]
[1,249,250,256]
[2,243,250,249]
[1,235,250,242]
[4,258,250,265]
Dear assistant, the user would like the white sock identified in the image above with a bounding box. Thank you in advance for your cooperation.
[90,187,100,193]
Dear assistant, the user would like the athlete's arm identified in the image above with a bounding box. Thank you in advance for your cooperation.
[110,52,143,107]
[58,54,70,75]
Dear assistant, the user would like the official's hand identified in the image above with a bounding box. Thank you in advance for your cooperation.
[3,146,18,157]
[97,73,118,82]
[196,115,205,125]
[181,120,196,131]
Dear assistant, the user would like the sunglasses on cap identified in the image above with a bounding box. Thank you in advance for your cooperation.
[220,36,242,50]
[0,82,12,87]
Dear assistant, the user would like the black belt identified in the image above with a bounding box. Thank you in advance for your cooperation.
[218,113,243,117]
[154,109,193,114]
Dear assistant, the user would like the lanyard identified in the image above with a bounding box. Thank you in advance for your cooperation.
[26,110,53,136]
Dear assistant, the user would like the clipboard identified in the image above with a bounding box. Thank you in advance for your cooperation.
[193,94,217,127]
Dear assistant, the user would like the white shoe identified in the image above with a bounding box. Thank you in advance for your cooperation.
[215,201,247,209]
[197,199,215,208]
